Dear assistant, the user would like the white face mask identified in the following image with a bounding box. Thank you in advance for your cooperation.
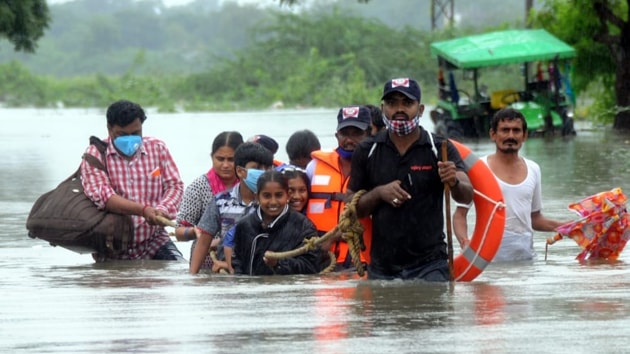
[382,114,420,136]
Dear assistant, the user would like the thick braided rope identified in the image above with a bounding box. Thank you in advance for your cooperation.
[209,250,229,274]
[156,215,176,227]
[319,251,337,274]
[265,190,367,276]
[338,190,366,276]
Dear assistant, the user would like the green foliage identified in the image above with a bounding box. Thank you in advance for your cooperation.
[0,59,178,111]
[0,61,49,106]
[1,0,530,78]
[585,77,617,123]
[280,0,369,5]
[0,0,568,112]
[0,0,50,52]
[531,0,616,92]
[0,6,533,111]
[176,10,440,109]
[531,0,628,124]
[0,0,271,77]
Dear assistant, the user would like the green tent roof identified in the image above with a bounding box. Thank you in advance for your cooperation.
[430,29,576,69]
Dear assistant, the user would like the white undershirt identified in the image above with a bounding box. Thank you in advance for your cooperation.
[461,155,544,261]
[484,155,543,237]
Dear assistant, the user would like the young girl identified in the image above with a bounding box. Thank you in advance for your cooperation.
[232,170,328,276]
[280,167,310,214]
[189,142,273,274]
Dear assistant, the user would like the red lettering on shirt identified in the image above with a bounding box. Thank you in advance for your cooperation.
[410,165,433,171]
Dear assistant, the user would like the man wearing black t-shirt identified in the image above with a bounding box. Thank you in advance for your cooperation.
[348,78,473,281]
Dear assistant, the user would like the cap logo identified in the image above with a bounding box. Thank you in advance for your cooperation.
[342,106,360,119]
[391,78,410,88]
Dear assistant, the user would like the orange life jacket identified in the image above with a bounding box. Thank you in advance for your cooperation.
[307,150,371,265]
[273,159,284,168]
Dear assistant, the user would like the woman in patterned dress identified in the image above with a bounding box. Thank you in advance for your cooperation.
[174,131,243,251]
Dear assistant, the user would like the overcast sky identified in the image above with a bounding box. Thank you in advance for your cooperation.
[46,0,279,7]
[47,0,192,5]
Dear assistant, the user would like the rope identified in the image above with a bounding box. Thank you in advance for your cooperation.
[157,194,367,276]
[319,251,337,274]
[210,250,228,274]
[157,216,230,274]
[262,227,339,259]
[453,188,506,282]
[155,215,176,227]
[265,190,367,276]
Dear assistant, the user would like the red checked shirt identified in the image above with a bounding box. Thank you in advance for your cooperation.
[81,136,184,260]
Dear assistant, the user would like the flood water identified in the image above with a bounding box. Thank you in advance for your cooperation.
[2,108,630,353]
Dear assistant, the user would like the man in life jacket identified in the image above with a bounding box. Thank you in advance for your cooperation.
[306,105,372,272]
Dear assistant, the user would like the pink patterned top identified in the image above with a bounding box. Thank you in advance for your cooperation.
[81,136,184,260]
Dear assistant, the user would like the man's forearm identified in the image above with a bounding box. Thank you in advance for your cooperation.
[105,194,144,216]
[352,186,382,218]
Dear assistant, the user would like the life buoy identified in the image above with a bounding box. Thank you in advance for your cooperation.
[451,140,505,282]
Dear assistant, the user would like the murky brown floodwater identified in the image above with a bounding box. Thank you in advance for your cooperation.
[2,108,629,353]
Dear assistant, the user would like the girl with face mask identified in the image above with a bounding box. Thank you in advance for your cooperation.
[189,142,274,274]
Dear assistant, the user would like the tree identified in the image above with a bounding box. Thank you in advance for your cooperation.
[533,1,630,129]
[593,1,630,129]
[279,0,369,5]
[0,0,50,52]
[179,10,436,109]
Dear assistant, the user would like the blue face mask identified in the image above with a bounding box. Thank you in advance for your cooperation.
[243,168,265,193]
[113,135,142,157]
[336,146,354,160]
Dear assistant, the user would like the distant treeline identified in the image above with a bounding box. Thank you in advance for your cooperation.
[0,0,527,110]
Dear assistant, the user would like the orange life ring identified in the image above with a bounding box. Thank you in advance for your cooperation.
[451,140,505,282]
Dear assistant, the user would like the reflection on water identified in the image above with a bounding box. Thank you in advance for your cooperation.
[2,110,630,353]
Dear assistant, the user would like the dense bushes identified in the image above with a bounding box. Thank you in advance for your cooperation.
[0,11,525,111]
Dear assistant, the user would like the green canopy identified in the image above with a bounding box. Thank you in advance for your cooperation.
[430,29,576,69]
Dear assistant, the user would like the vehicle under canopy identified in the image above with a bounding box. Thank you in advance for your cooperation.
[429,29,577,139]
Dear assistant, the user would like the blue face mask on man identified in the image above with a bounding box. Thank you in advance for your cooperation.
[113,135,142,157]
[336,146,354,160]
[243,168,265,193]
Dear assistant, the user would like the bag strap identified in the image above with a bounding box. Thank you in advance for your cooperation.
[82,136,120,253]
[83,136,134,256]
[89,135,109,154]
[82,136,108,172]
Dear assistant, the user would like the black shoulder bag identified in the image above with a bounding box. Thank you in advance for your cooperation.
[26,136,134,257]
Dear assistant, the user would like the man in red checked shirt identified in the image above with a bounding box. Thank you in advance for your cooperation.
[81,99,185,261]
